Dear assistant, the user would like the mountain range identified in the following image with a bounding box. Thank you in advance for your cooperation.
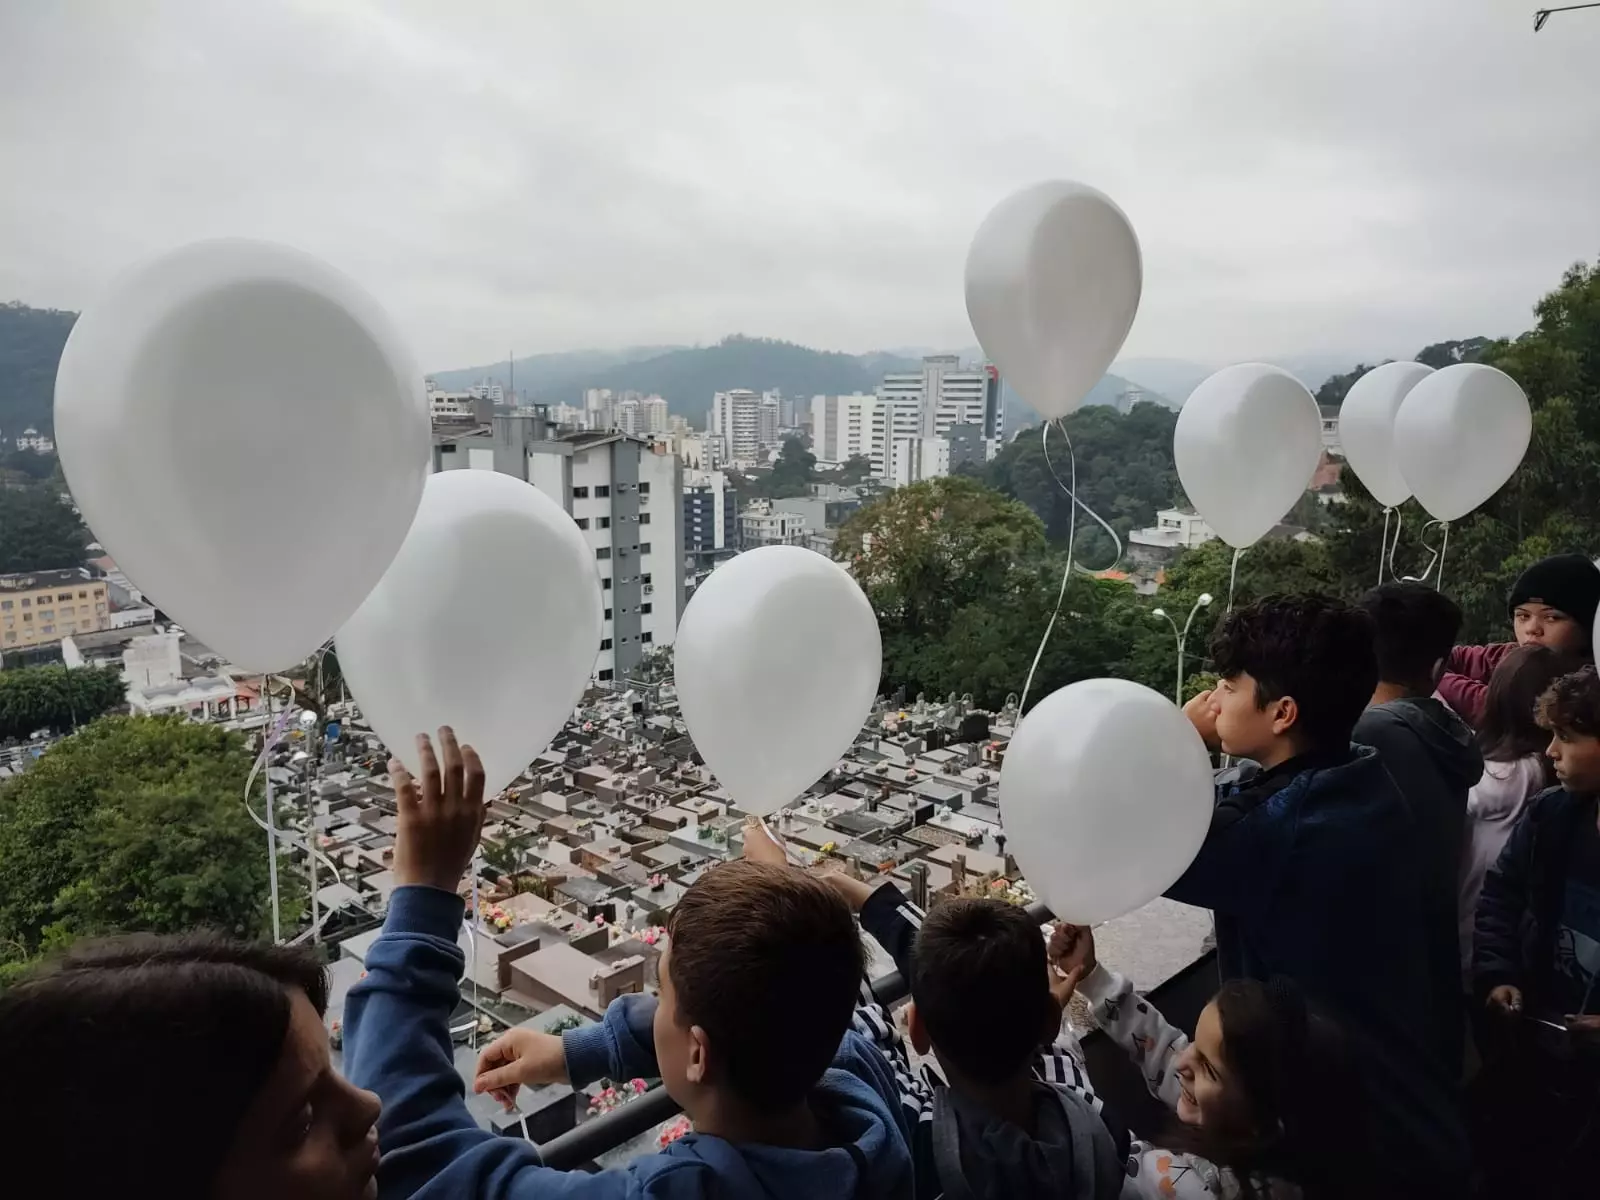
[434,334,1179,431]
[1,298,1387,437]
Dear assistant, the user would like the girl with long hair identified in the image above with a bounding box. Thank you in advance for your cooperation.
[1459,643,1576,976]
[1052,925,1374,1199]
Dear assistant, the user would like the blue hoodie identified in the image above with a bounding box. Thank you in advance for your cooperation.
[343,886,916,1199]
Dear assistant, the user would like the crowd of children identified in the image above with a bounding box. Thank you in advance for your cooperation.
[2,554,1598,1198]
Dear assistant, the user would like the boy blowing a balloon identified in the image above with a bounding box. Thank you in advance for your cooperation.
[1165,595,1468,1192]
[343,730,920,1198]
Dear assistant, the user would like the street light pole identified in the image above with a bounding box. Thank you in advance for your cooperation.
[1152,593,1214,706]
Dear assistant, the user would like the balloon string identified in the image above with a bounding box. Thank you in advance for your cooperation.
[1019,421,1078,715]
[1226,545,1243,611]
[1436,521,1451,592]
[1377,507,1393,586]
[1394,518,1446,584]
[1039,421,1125,575]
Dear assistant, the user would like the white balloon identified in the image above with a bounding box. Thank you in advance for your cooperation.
[54,239,428,674]
[1174,364,1323,548]
[1337,361,1434,508]
[675,547,881,817]
[1000,678,1214,925]
[337,470,602,797]
[1393,363,1531,522]
[964,181,1142,420]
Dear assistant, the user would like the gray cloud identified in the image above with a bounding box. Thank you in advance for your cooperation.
[2,0,1597,372]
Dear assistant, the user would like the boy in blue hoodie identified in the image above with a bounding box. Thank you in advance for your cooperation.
[1164,594,1468,1193]
[343,729,916,1199]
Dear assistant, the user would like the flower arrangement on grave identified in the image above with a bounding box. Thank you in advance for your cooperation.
[648,872,667,890]
[547,1013,583,1035]
[481,903,512,932]
[586,1077,650,1119]
[657,1114,692,1148]
[711,827,727,845]
[328,1019,343,1051]
[639,925,665,946]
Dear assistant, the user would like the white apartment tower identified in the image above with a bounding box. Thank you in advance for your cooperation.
[431,412,683,683]
[644,395,670,434]
[875,356,1003,483]
[809,394,878,466]
[710,389,762,464]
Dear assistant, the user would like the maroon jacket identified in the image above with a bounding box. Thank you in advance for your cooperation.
[1437,643,1515,728]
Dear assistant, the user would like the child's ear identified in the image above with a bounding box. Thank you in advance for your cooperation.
[906,1001,932,1057]
[685,1024,710,1086]
[1270,695,1300,736]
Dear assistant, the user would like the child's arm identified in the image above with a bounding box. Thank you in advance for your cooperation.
[1163,782,1287,916]
[1075,963,1188,1111]
[343,887,634,1199]
[1439,643,1513,726]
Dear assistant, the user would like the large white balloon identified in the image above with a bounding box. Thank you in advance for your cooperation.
[1000,679,1214,925]
[1393,363,1531,522]
[337,470,602,797]
[1337,361,1434,508]
[674,547,881,817]
[1174,364,1323,548]
[965,181,1142,420]
[54,239,428,674]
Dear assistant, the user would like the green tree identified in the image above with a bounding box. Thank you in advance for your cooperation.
[1314,363,1378,408]
[0,665,126,741]
[0,488,89,573]
[982,403,1183,564]
[0,715,299,970]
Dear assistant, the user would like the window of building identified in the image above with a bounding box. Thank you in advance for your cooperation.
[20,598,29,608]
[0,600,11,611]
[597,516,611,529]
[642,632,653,644]
[61,605,73,616]
[3,632,14,644]
[595,485,611,498]
[639,482,650,495]
[596,548,611,561]
[23,612,32,622]
[640,542,651,554]
[575,517,589,529]
[602,578,612,590]
[600,638,612,651]
[40,610,53,621]
[41,625,53,635]
[639,512,651,525]
[604,608,612,620]
[641,603,652,615]
[58,592,71,601]
[598,669,613,682]
[78,590,87,599]
[96,604,106,614]
[642,573,652,586]
[573,486,589,499]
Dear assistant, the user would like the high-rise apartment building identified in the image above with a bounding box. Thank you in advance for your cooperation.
[874,356,1003,484]
[809,393,878,466]
[710,390,762,464]
[432,411,683,683]
[682,468,737,596]
[643,396,670,434]
[758,395,781,449]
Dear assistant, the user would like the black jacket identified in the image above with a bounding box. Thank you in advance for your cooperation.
[1352,697,1483,1074]
[1473,785,1600,1013]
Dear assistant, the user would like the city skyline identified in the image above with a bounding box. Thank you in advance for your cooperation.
[2,3,1597,371]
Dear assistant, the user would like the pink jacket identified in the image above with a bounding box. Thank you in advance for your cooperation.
[1437,643,1515,728]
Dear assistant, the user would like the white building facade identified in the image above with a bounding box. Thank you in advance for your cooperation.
[710,390,762,464]
[810,393,878,467]
[432,412,683,683]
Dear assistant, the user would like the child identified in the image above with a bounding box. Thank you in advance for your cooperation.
[1049,924,1373,1199]
[834,866,1129,1199]
[0,933,381,1199]
[1438,552,1600,726]
[1167,594,1467,1193]
[343,730,917,1198]
[1470,666,1600,1189]
[1353,582,1483,1075]
[1458,644,1574,977]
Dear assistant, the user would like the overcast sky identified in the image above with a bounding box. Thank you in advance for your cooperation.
[2,1,1597,371]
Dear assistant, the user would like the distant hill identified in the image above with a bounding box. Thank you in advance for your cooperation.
[436,335,925,423]
[0,302,77,436]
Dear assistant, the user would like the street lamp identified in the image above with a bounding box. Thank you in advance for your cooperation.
[1151,593,1214,705]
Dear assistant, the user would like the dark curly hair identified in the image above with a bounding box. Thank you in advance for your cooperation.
[1536,665,1600,738]
[1209,594,1378,751]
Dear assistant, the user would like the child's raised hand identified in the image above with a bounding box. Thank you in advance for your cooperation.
[391,727,486,893]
